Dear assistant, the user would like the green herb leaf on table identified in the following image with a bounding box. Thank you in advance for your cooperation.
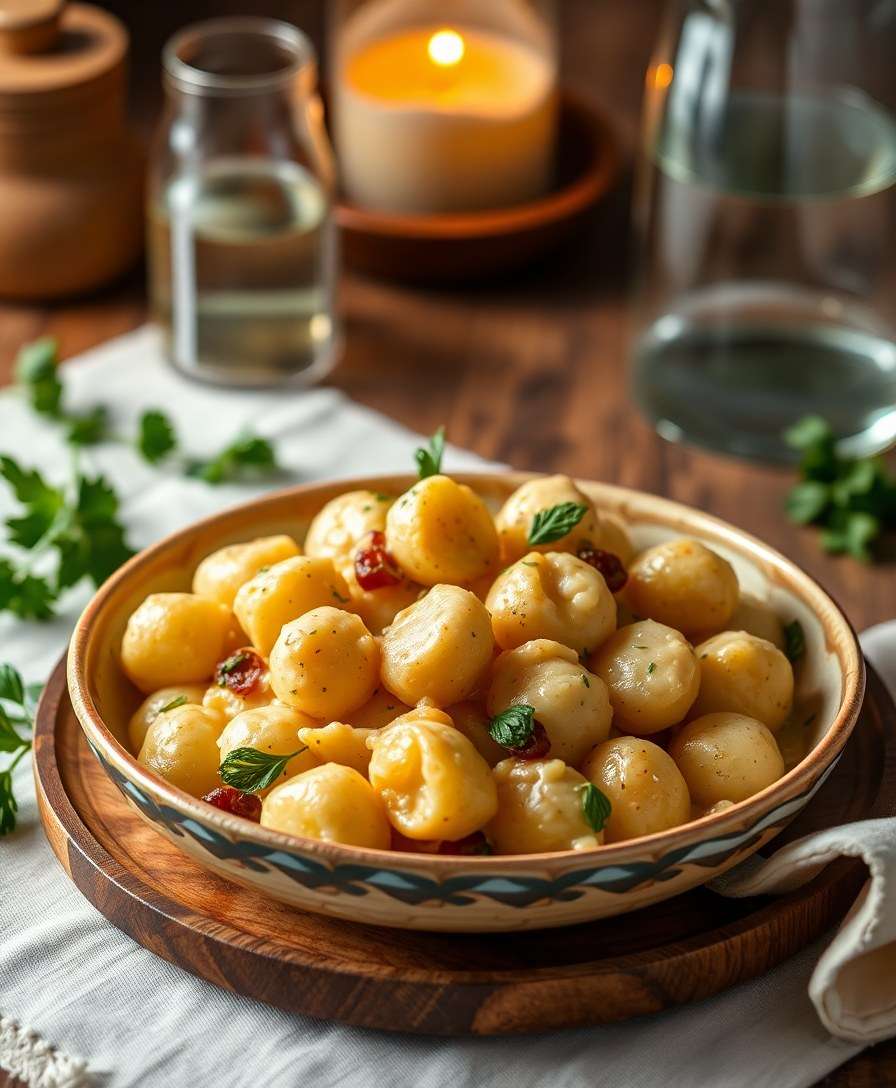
[415,426,445,480]
[488,704,536,749]
[580,782,612,834]
[783,620,805,663]
[219,745,307,794]
[784,415,896,561]
[15,338,63,419]
[138,409,178,464]
[0,663,39,836]
[188,434,277,485]
[65,406,109,447]
[528,502,588,547]
[0,456,134,619]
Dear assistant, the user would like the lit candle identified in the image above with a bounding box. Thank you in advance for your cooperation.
[334,18,557,214]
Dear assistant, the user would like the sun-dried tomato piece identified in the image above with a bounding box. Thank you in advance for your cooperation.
[215,648,265,696]
[506,720,551,760]
[437,831,493,856]
[354,530,403,591]
[577,545,628,592]
[202,786,262,822]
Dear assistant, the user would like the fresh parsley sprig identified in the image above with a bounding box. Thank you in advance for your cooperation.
[14,337,279,485]
[0,456,134,620]
[415,426,445,479]
[580,782,612,834]
[0,664,41,836]
[784,416,896,562]
[219,745,307,793]
[187,434,278,485]
[528,502,588,547]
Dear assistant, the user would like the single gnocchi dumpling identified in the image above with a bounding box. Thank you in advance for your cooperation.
[261,763,391,848]
[693,594,786,652]
[626,538,738,636]
[590,619,700,735]
[298,721,376,775]
[581,736,691,842]
[303,489,394,561]
[487,640,613,767]
[218,704,319,795]
[367,711,498,840]
[494,474,600,563]
[487,758,602,854]
[446,701,506,767]
[138,703,225,797]
[669,712,785,806]
[486,550,616,654]
[192,534,300,608]
[121,593,235,694]
[335,555,422,636]
[385,475,500,586]
[692,631,794,731]
[127,684,207,753]
[269,607,379,720]
[380,584,494,707]
[349,686,412,730]
[233,555,352,656]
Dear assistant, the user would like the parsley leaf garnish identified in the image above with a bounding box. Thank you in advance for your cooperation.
[528,502,588,546]
[0,664,40,835]
[16,338,63,418]
[188,434,277,485]
[783,620,805,663]
[488,704,536,749]
[219,745,307,793]
[158,694,189,714]
[784,415,896,561]
[138,410,178,464]
[580,782,612,833]
[415,426,445,479]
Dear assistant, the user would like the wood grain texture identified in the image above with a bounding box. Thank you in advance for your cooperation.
[33,655,896,1035]
[3,0,895,1075]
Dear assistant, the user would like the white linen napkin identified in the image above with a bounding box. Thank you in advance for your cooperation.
[0,326,893,1088]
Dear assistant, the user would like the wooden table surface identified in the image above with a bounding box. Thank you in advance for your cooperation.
[0,2,892,1085]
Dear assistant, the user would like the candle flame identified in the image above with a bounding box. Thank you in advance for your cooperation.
[427,28,465,68]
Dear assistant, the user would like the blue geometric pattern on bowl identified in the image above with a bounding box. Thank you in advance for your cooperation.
[90,741,836,909]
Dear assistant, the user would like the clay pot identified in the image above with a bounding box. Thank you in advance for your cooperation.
[0,1,144,299]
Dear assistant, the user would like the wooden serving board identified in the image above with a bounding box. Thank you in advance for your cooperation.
[33,656,896,1036]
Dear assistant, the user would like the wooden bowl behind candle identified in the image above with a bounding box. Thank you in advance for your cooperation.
[335,91,620,284]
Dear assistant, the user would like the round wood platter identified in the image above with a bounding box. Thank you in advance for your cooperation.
[34,655,896,1036]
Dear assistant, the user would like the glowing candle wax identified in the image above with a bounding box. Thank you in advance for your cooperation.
[334,23,557,214]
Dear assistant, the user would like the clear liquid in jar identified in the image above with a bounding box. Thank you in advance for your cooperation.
[633,89,896,462]
[149,157,338,387]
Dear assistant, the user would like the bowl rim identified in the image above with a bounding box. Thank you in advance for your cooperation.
[334,90,620,241]
[67,470,866,872]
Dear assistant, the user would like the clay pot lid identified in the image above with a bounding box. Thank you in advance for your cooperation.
[0,1,126,95]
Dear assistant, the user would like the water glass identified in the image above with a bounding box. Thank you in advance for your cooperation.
[631,0,896,462]
[148,18,339,387]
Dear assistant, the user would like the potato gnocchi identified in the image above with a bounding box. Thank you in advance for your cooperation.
[120,471,804,855]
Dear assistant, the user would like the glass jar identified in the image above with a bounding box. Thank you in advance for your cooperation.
[630,0,896,462]
[148,17,339,387]
[329,0,558,215]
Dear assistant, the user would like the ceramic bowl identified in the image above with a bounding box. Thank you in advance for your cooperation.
[67,473,864,933]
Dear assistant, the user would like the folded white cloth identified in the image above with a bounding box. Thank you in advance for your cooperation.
[0,327,893,1088]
